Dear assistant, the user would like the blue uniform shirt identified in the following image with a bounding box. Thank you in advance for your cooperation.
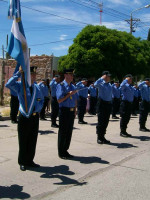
[50,78,58,97]
[56,80,78,108]
[76,81,88,98]
[133,87,139,98]
[38,82,48,97]
[94,78,112,101]
[10,88,18,96]
[5,71,44,118]
[112,84,121,99]
[120,79,134,102]
[138,81,150,102]
[88,85,97,97]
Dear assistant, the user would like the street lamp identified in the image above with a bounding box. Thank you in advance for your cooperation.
[130,4,150,34]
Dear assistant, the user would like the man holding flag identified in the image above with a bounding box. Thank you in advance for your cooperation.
[5,0,44,171]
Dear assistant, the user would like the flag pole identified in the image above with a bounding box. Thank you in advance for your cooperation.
[20,67,28,113]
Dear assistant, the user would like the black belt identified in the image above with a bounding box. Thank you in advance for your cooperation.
[98,98,111,104]
[60,107,75,111]
[122,100,132,104]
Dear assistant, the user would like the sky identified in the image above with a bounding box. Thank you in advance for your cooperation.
[0,0,150,58]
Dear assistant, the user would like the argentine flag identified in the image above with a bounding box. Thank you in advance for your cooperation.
[7,0,34,117]
[8,0,21,19]
[7,19,31,86]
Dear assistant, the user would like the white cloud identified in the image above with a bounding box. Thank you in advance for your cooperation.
[29,6,97,26]
[107,0,142,7]
[52,44,70,50]
[102,21,129,32]
[107,0,128,6]
[60,34,68,40]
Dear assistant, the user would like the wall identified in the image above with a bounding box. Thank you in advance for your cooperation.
[0,55,59,96]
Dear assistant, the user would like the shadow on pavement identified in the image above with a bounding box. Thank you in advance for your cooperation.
[38,130,55,135]
[72,156,109,165]
[89,123,98,126]
[28,165,87,186]
[109,142,138,148]
[109,119,120,122]
[73,127,80,130]
[131,135,150,141]
[0,185,30,199]
[85,115,95,118]
[0,125,9,127]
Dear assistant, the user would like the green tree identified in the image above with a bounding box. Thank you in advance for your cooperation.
[58,25,150,80]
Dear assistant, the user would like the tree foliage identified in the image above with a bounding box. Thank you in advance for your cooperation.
[58,25,150,80]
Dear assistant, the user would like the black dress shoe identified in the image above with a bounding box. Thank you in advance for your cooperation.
[51,124,59,128]
[20,165,26,171]
[27,162,40,168]
[97,138,110,144]
[139,127,150,132]
[66,152,74,159]
[120,132,132,137]
[103,138,110,144]
[40,118,47,121]
[78,121,88,124]
[59,155,67,159]
[11,120,18,124]
[112,116,119,119]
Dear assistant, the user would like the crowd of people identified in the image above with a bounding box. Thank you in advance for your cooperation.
[5,68,150,171]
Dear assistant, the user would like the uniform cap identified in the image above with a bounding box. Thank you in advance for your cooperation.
[82,78,88,82]
[63,68,74,74]
[145,78,150,82]
[114,80,119,83]
[102,71,111,76]
[54,74,60,78]
[30,66,37,73]
[124,74,133,78]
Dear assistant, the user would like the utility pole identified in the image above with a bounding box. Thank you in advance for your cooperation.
[125,16,140,34]
[99,1,103,25]
[125,4,150,34]
[0,45,5,105]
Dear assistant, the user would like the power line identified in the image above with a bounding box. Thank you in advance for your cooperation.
[29,38,74,47]
[0,0,89,25]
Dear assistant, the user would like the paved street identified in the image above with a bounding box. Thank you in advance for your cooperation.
[0,113,150,199]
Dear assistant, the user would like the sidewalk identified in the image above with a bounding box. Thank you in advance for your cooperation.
[0,114,150,199]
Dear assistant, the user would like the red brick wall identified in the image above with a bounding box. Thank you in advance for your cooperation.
[1,55,53,95]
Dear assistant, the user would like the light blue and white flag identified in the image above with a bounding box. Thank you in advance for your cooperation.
[8,0,21,19]
[7,0,35,117]
[7,19,31,86]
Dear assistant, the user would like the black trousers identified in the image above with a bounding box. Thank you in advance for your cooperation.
[77,96,87,122]
[10,95,19,122]
[132,97,139,114]
[58,107,75,156]
[139,101,150,128]
[40,97,49,119]
[89,96,97,114]
[120,101,132,132]
[51,97,59,125]
[112,98,120,117]
[17,113,39,165]
[96,99,112,138]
